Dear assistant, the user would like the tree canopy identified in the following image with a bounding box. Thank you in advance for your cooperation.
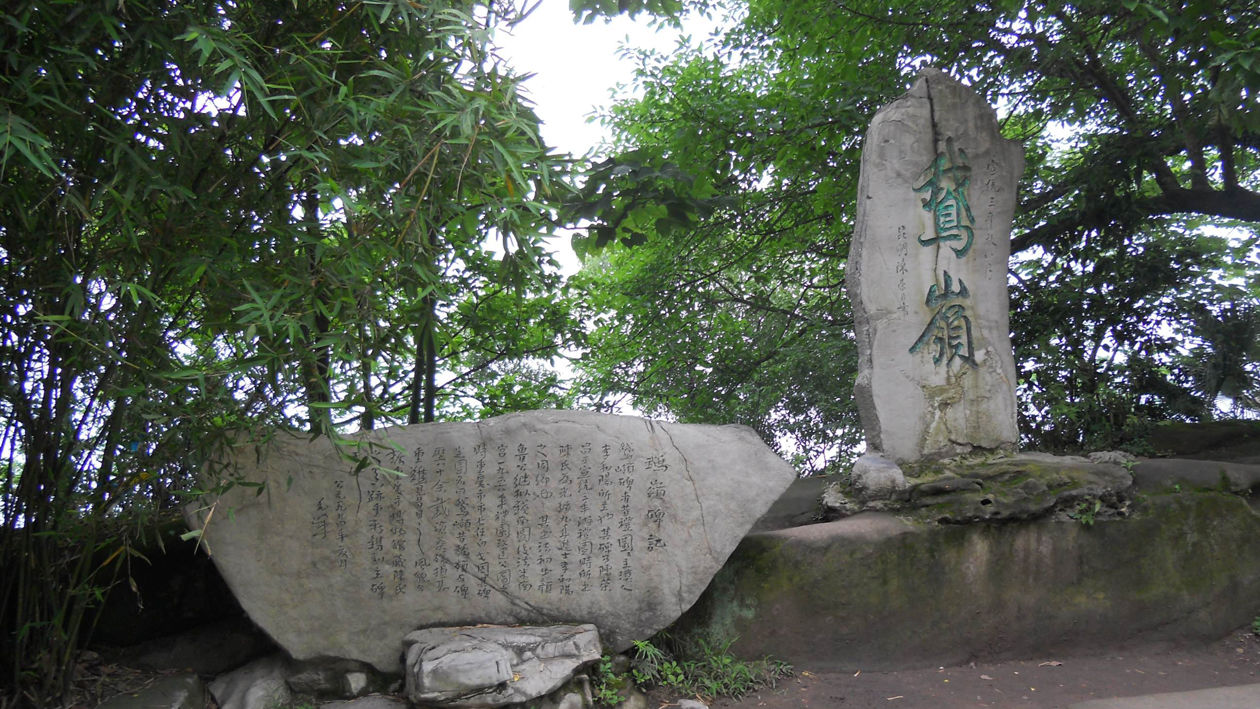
[570,0,1260,467]
[0,1,580,703]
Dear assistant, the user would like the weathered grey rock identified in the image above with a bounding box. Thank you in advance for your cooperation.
[751,475,829,532]
[189,410,794,672]
[1137,420,1260,461]
[848,68,1023,463]
[1087,450,1136,465]
[404,624,601,707]
[208,654,291,709]
[677,700,709,709]
[675,494,1260,671]
[850,454,907,499]
[115,617,274,676]
[318,697,409,709]
[614,687,650,709]
[1132,457,1260,494]
[555,691,589,709]
[824,452,1134,523]
[287,657,385,698]
[523,675,594,709]
[97,673,206,709]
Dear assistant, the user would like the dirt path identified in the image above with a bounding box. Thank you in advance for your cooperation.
[702,630,1260,709]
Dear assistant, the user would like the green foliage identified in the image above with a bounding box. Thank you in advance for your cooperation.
[1069,499,1102,527]
[591,654,632,706]
[567,32,869,472]
[626,636,792,701]
[0,1,576,705]
[570,0,688,24]
[571,0,1260,460]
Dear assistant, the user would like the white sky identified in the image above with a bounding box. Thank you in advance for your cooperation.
[495,3,720,272]
[496,3,711,158]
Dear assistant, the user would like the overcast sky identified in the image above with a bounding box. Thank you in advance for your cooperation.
[494,4,719,271]
[497,3,717,158]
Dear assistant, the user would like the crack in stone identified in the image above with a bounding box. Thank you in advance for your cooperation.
[660,426,714,560]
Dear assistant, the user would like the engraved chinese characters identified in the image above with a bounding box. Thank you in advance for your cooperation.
[356,440,661,602]
[189,410,795,672]
[848,68,1022,463]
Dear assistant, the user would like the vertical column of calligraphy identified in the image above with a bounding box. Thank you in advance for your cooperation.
[410,444,429,592]
[615,443,635,592]
[596,443,615,592]
[555,444,575,596]
[533,442,555,595]
[452,446,471,599]
[493,442,511,591]
[384,448,408,597]
[576,442,595,593]
[512,443,533,593]
[310,492,329,547]
[981,157,1001,280]
[473,443,491,598]
[333,479,349,573]
[643,455,669,553]
[366,471,386,599]
[896,224,909,314]
[428,447,450,593]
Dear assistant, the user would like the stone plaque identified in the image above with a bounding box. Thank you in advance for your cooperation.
[187,410,795,671]
[847,68,1023,463]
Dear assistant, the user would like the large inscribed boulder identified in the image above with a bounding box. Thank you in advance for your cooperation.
[186,410,795,672]
[848,68,1023,463]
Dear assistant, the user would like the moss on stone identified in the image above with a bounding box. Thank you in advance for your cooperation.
[674,493,1260,671]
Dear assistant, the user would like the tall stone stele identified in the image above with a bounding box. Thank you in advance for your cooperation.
[847,68,1023,464]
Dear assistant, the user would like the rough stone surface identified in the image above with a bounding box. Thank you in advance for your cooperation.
[555,691,588,709]
[286,657,385,698]
[1132,457,1260,495]
[750,476,829,532]
[97,673,206,709]
[850,454,908,498]
[615,688,650,709]
[1138,420,1260,461]
[1067,683,1260,709]
[824,452,1134,523]
[673,493,1260,671]
[208,654,291,709]
[188,410,795,672]
[318,697,409,709]
[848,68,1023,463]
[404,624,601,707]
[526,675,594,709]
[114,617,274,676]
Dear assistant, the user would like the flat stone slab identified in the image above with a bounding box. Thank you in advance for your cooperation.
[404,624,600,707]
[1132,458,1260,494]
[188,410,795,671]
[826,452,1135,523]
[1068,682,1260,709]
[207,654,290,709]
[675,493,1260,671]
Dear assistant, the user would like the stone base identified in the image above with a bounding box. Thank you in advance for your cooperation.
[404,624,601,707]
[672,493,1260,671]
[824,452,1135,523]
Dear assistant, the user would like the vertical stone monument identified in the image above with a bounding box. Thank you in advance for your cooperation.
[847,68,1022,465]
